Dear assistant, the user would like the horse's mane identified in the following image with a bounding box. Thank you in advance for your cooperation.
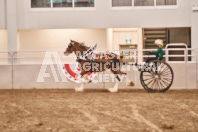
[79,43,90,50]
[73,40,90,50]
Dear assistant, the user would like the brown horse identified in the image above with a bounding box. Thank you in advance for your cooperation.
[64,40,134,92]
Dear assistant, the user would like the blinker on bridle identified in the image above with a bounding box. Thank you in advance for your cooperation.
[67,42,75,53]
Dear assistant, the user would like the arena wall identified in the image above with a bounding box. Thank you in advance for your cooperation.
[0,65,12,89]
[0,0,198,90]
[0,63,196,89]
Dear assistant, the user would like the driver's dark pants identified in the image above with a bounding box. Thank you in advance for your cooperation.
[145,56,163,63]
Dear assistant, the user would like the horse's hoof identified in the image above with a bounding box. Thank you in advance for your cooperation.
[107,88,118,93]
[127,81,134,86]
[75,87,84,92]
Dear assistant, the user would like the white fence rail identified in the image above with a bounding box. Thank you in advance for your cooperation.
[0,43,197,89]
[0,48,196,64]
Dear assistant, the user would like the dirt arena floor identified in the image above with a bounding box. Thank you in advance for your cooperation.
[0,89,197,132]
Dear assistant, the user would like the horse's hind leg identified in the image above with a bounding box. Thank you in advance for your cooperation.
[118,67,134,86]
[112,55,134,86]
[125,75,134,86]
[106,70,120,93]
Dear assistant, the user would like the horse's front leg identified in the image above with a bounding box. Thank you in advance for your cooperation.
[75,70,87,92]
[75,69,92,92]
[107,70,120,93]
[80,70,91,83]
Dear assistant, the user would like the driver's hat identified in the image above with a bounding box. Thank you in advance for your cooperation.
[154,39,163,46]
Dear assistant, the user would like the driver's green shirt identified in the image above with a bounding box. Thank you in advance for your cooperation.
[152,47,163,57]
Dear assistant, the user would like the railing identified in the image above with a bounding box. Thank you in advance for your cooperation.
[0,44,197,64]
[12,50,77,64]
[0,51,11,65]
[165,43,189,63]
[118,43,196,64]
[0,43,197,89]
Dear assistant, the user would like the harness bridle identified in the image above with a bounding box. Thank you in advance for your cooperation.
[67,42,75,54]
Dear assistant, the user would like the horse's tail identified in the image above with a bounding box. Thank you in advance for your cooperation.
[113,54,124,64]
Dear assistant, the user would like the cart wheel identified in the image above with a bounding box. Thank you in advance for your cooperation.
[140,60,174,93]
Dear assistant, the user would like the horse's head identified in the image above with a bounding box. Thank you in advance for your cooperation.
[64,40,90,57]
[64,40,76,56]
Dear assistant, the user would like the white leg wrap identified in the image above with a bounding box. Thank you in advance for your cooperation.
[125,75,134,86]
[107,81,119,93]
[75,83,85,92]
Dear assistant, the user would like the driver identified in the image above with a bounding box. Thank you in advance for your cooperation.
[146,39,164,63]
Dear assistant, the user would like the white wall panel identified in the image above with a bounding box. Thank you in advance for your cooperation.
[17,0,191,29]
[191,12,198,50]
[0,30,8,51]
[0,0,6,29]
[11,63,197,89]
[0,65,12,89]
[191,0,198,61]
[19,29,107,51]
[13,64,104,89]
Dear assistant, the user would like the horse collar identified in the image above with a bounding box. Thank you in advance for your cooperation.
[78,44,97,61]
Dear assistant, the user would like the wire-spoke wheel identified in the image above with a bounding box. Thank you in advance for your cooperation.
[140,60,174,93]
